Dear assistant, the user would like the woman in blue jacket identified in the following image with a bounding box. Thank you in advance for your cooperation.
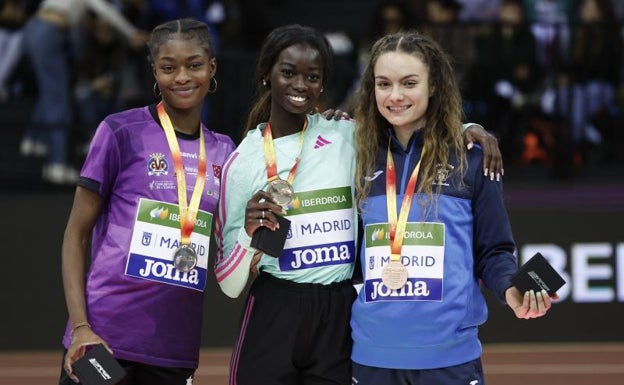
[350,30,557,385]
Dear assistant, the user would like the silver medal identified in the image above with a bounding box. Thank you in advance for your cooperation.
[173,244,198,272]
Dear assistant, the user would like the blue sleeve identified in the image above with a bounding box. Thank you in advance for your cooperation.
[470,151,518,303]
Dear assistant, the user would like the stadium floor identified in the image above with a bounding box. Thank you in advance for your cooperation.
[1,343,623,385]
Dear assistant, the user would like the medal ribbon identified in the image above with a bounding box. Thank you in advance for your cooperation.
[263,120,308,185]
[157,102,206,246]
[386,140,424,262]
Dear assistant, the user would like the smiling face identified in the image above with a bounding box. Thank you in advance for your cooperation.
[152,34,216,111]
[374,51,430,136]
[267,43,324,117]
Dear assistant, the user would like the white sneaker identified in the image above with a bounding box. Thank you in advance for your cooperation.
[42,164,79,185]
[20,139,49,157]
[20,139,34,155]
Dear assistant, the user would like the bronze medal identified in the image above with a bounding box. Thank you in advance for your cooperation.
[381,260,408,290]
[173,244,198,273]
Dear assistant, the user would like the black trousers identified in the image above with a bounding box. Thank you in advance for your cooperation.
[229,273,356,385]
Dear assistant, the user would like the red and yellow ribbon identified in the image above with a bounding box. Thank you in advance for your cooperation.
[262,120,308,184]
[386,141,424,262]
[157,102,206,246]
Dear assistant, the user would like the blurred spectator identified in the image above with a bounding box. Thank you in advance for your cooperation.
[210,0,244,49]
[456,0,502,22]
[554,0,622,161]
[422,0,482,130]
[369,0,412,40]
[421,0,476,94]
[524,0,579,70]
[2,0,623,184]
[344,1,413,111]
[516,0,580,175]
[139,0,221,50]
[472,0,543,163]
[0,0,39,103]
[73,13,126,154]
[524,0,579,24]
[20,0,148,184]
[321,29,357,111]
[105,0,154,110]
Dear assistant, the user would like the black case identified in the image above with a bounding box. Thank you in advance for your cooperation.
[250,215,291,258]
[72,344,126,385]
[511,252,566,296]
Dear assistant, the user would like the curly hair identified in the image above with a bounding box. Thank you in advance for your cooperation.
[354,30,466,209]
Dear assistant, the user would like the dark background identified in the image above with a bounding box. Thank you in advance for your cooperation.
[2,0,624,351]
[2,177,624,350]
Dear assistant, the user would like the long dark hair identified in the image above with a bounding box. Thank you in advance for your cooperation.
[242,24,333,137]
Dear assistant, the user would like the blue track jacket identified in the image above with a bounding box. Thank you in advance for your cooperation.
[351,128,518,369]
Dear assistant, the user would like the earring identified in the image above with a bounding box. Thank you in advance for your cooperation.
[262,79,267,86]
[153,82,161,98]
[320,87,324,93]
[208,78,218,94]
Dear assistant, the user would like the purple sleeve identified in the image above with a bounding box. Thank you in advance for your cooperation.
[80,119,120,198]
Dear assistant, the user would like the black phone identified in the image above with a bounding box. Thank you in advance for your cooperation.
[72,344,126,385]
[511,252,566,296]
[250,214,291,258]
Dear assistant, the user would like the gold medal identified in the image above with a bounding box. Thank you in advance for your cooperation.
[262,121,307,208]
[381,260,408,290]
[267,178,294,207]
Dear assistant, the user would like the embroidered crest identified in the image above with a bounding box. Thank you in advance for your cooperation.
[434,163,454,186]
[147,153,169,176]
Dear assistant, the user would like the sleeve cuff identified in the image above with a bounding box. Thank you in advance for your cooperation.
[462,122,476,132]
[497,277,515,304]
[237,228,255,250]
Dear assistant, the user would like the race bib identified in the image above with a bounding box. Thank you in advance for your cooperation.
[279,186,356,271]
[363,222,445,302]
[125,198,212,291]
